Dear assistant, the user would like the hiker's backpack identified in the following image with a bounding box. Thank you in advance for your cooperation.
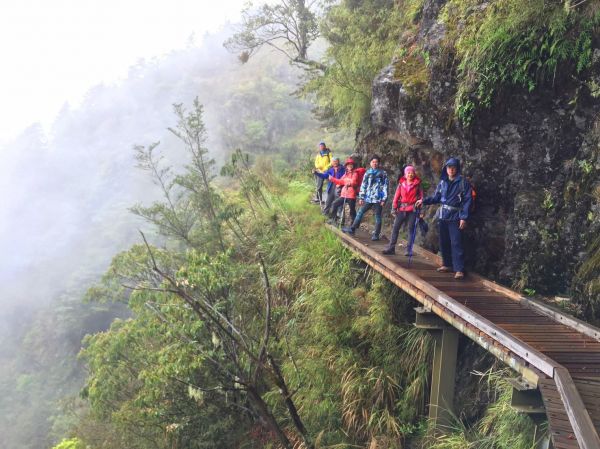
[355,167,366,189]
[459,176,477,214]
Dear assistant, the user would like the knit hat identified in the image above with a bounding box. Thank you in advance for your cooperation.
[344,158,355,166]
[404,165,416,176]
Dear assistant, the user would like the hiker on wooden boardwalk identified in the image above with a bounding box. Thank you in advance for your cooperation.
[416,157,472,280]
[312,141,332,204]
[382,165,424,255]
[314,156,345,214]
[342,155,388,241]
[327,157,359,225]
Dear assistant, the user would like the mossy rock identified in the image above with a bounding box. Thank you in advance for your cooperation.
[393,48,430,100]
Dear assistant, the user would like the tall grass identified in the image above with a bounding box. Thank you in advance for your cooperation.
[249,175,546,448]
[260,179,433,448]
[423,368,543,449]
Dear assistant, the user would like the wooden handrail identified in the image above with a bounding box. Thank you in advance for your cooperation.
[331,226,556,374]
[408,239,600,342]
[554,367,600,449]
[329,226,600,449]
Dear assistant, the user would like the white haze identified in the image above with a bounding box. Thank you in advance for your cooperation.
[0,2,250,314]
[0,8,326,444]
[0,0,246,142]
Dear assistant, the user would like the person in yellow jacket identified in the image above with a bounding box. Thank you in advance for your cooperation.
[313,141,332,204]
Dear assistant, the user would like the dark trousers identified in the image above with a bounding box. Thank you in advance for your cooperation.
[439,220,465,272]
[352,202,383,236]
[388,211,417,247]
[323,187,338,214]
[330,197,356,223]
[314,174,325,200]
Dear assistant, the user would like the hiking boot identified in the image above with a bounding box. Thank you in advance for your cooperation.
[374,222,382,238]
[371,234,380,241]
[436,266,451,273]
[341,226,355,235]
[454,271,465,280]
[382,247,395,255]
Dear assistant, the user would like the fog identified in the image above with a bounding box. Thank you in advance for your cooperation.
[0,26,311,311]
[0,22,323,448]
[0,0,246,140]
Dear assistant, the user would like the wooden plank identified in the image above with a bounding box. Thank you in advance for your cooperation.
[539,379,581,449]
[400,236,600,342]
[531,342,598,353]
[514,335,595,341]
[442,290,508,297]
[430,281,489,288]
[335,228,600,449]
[548,354,600,361]
[333,226,558,376]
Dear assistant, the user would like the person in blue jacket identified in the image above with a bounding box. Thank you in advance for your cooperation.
[314,157,345,214]
[415,157,472,279]
[342,155,389,240]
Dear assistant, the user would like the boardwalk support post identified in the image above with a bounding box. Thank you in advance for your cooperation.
[415,307,459,432]
[509,378,553,449]
[332,227,600,448]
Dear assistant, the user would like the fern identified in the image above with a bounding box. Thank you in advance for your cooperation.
[442,0,600,124]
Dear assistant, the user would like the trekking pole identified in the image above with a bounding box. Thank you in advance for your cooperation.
[407,208,420,267]
[338,196,347,228]
[379,203,385,239]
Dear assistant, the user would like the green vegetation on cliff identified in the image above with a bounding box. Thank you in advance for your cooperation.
[303,0,406,128]
[47,100,545,449]
[442,0,600,124]
[59,102,433,448]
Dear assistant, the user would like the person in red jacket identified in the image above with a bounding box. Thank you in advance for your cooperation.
[382,165,423,255]
[327,158,359,225]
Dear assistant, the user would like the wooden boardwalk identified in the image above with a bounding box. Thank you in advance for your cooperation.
[330,226,600,449]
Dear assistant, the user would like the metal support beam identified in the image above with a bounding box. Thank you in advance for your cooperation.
[508,378,553,449]
[535,433,554,449]
[509,378,545,414]
[416,308,459,431]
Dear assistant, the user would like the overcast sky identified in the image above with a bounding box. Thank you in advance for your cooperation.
[0,0,246,143]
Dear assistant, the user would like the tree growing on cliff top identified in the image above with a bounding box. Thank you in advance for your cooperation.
[226,0,404,130]
[225,0,327,71]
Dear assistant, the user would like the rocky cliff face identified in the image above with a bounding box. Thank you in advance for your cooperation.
[360,0,600,303]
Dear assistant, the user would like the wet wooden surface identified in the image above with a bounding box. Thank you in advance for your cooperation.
[344,228,600,449]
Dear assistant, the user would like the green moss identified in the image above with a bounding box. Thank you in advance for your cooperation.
[52,438,85,449]
[441,0,600,124]
[394,47,431,99]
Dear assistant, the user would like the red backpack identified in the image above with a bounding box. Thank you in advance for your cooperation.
[459,176,477,213]
[355,167,366,190]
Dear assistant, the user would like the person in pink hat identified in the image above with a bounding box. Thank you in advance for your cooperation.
[383,165,424,255]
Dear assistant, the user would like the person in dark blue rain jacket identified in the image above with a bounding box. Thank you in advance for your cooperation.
[314,157,345,214]
[415,157,472,279]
